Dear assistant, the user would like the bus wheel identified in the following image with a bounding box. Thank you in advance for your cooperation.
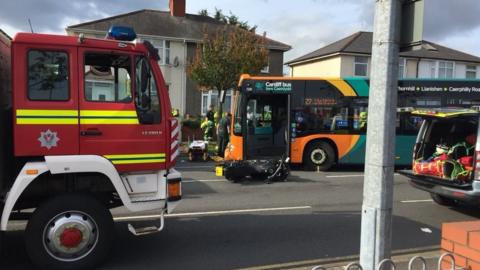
[25,194,114,270]
[304,141,335,171]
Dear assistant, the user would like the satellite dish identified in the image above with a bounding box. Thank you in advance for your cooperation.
[173,56,180,67]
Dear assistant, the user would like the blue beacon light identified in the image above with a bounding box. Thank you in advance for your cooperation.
[106,26,137,41]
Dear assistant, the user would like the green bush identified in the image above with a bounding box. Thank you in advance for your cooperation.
[182,118,201,129]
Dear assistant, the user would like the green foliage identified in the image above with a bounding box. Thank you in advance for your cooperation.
[198,9,209,16]
[182,117,201,129]
[198,8,257,32]
[188,26,268,94]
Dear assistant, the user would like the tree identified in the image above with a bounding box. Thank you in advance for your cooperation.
[198,8,257,32]
[188,25,268,119]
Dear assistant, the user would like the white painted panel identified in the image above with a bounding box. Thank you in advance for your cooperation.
[455,63,466,78]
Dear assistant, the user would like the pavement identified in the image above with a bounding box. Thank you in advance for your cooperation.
[238,247,443,270]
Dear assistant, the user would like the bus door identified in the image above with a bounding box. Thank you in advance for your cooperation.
[244,93,289,159]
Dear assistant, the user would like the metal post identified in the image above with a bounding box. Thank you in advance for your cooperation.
[360,1,402,270]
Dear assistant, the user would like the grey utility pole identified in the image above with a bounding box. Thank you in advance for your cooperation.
[359,1,402,270]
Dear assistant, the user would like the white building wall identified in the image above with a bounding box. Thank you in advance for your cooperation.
[455,63,467,78]
[144,38,186,115]
[159,41,186,114]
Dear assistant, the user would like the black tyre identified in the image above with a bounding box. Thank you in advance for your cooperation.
[430,193,457,206]
[25,194,114,270]
[304,141,335,171]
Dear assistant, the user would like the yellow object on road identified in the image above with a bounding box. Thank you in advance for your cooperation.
[216,166,224,176]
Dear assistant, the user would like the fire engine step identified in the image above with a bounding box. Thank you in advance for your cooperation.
[127,212,165,236]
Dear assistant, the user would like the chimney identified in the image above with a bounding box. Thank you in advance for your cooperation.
[170,0,186,17]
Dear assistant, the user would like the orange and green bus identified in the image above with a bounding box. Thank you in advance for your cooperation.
[223,75,480,174]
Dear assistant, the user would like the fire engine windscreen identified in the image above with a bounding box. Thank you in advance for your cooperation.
[84,54,132,103]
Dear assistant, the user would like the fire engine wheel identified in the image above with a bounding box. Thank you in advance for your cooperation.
[25,194,114,270]
[304,141,335,171]
[430,193,457,206]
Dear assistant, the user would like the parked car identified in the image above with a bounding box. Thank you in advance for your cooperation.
[399,108,480,206]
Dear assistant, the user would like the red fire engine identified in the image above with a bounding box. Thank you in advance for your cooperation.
[0,27,182,269]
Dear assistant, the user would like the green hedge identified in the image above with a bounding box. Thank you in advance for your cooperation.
[182,118,201,129]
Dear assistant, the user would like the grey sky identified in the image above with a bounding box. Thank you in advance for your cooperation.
[1,0,480,62]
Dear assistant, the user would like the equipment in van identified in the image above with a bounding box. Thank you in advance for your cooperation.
[399,108,480,207]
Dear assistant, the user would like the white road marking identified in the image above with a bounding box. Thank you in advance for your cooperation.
[326,174,364,178]
[113,206,312,221]
[421,227,432,233]
[176,165,214,169]
[401,199,433,203]
[326,173,400,178]
[183,179,227,183]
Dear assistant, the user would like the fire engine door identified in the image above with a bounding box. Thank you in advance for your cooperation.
[14,44,79,156]
[78,49,166,172]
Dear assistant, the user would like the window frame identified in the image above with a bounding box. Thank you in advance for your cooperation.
[354,56,369,77]
[438,60,454,78]
[201,90,233,115]
[135,56,162,124]
[148,39,170,65]
[83,52,133,104]
[466,64,477,79]
[398,57,406,78]
[27,49,70,102]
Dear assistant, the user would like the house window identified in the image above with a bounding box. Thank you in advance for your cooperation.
[201,90,233,115]
[149,39,170,65]
[354,56,368,77]
[398,58,406,78]
[438,61,454,78]
[466,65,477,79]
[430,61,436,78]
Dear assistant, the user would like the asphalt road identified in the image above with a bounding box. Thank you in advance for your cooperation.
[2,158,479,269]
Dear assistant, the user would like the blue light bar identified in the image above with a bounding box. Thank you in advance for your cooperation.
[106,26,137,41]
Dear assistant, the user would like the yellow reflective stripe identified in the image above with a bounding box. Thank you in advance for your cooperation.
[104,153,166,159]
[80,118,139,125]
[16,118,78,125]
[104,153,166,165]
[16,109,78,117]
[80,110,138,117]
[16,109,141,125]
[110,159,166,165]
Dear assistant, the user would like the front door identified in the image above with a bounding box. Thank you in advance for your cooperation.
[245,94,289,159]
[78,49,166,172]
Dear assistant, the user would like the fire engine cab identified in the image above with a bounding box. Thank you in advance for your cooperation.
[0,27,182,269]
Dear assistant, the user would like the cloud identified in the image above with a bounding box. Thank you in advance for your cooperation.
[423,0,480,41]
[0,0,168,34]
[1,0,479,59]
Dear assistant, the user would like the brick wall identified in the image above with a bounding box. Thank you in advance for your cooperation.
[441,221,480,270]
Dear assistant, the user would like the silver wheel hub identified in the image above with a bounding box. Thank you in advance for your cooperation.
[43,211,98,262]
[311,149,327,165]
